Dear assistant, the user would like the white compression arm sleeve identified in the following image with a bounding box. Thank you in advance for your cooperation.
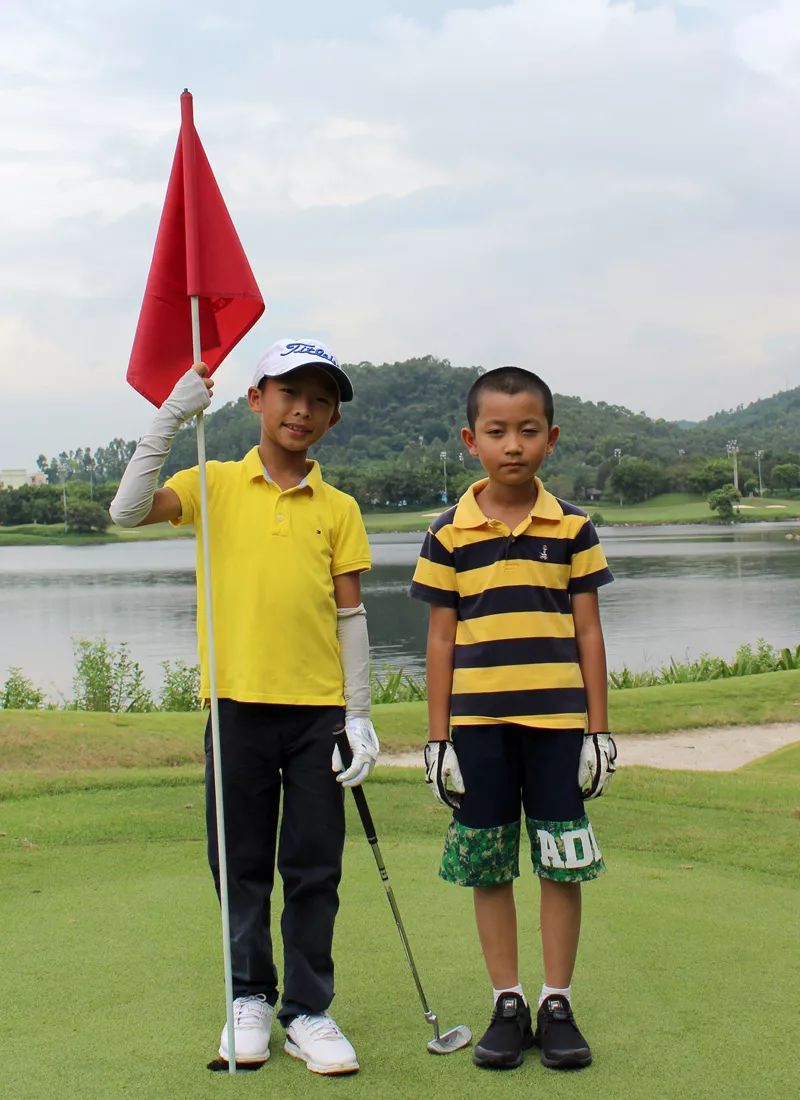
[109,369,211,528]
[337,604,371,718]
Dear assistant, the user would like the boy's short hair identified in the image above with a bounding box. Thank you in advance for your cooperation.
[466,366,554,430]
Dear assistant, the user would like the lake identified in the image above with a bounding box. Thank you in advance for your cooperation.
[1,524,799,702]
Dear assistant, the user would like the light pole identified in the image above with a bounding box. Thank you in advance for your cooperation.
[754,450,764,496]
[613,448,622,464]
[726,439,739,491]
[440,451,448,504]
[59,463,68,534]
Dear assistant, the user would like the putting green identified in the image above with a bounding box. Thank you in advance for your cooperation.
[1,756,798,1098]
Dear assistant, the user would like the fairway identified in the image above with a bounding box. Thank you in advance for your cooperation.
[1,743,799,1099]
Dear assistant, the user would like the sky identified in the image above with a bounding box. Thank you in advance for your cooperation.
[2,0,800,469]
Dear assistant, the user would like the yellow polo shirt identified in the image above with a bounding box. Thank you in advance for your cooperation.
[164,447,371,705]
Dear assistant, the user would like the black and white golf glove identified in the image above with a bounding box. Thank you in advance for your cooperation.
[578,733,618,799]
[424,740,465,810]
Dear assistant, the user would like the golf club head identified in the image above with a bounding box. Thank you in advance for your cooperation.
[427,1024,472,1054]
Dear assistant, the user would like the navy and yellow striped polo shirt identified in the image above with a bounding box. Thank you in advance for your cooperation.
[410,477,613,730]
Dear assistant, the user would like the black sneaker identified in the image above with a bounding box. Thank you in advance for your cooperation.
[533,995,592,1069]
[473,992,534,1069]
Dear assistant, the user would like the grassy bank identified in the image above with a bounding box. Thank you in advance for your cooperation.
[0,521,192,546]
[1,670,798,799]
[3,495,799,544]
[0,728,797,1097]
[2,495,799,544]
[592,491,800,525]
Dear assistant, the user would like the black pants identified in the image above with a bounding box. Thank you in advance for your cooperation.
[204,701,345,1024]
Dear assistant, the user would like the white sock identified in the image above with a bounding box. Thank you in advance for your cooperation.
[539,983,571,1007]
[493,983,526,1006]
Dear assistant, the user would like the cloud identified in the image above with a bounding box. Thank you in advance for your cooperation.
[2,1,800,466]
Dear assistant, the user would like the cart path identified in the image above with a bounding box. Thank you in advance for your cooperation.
[382,723,800,773]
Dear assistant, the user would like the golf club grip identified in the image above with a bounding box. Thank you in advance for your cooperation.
[334,729,378,840]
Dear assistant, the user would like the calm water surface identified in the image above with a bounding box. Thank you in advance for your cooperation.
[1,525,799,699]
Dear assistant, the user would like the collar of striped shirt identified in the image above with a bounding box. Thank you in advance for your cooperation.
[452,476,564,529]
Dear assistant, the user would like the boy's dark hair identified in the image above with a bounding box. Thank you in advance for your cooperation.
[466,367,554,430]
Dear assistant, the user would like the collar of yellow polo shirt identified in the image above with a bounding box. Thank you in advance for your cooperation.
[452,476,563,534]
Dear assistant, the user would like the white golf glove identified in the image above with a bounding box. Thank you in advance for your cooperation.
[424,740,465,810]
[578,733,618,799]
[332,717,380,788]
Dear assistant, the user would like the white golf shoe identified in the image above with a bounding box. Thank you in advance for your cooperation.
[219,994,273,1065]
[284,1012,359,1075]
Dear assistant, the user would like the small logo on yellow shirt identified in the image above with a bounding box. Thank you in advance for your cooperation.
[539,544,549,561]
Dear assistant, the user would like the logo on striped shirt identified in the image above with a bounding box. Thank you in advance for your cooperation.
[539,544,549,561]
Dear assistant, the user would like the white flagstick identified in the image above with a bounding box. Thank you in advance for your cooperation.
[190,296,237,1074]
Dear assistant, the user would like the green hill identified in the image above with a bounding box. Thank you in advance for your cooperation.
[33,358,800,509]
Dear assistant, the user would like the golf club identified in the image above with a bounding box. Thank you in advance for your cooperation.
[335,731,472,1055]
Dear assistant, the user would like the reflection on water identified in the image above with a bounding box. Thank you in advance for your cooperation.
[1,525,799,698]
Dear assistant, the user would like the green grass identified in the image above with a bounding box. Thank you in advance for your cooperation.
[592,492,800,524]
[1,740,798,1098]
[362,510,436,533]
[2,670,798,797]
[0,521,192,546]
[3,496,799,543]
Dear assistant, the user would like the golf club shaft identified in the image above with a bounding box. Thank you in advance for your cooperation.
[335,732,433,1018]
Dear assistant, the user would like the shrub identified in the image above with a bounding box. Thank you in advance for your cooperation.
[1,667,46,709]
[159,660,201,711]
[708,484,740,520]
[66,500,110,534]
[72,639,154,712]
[370,667,427,704]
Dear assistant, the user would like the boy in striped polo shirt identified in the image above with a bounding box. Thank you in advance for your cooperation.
[410,366,617,1073]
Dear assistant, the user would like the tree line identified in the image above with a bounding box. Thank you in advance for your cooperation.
[21,357,800,519]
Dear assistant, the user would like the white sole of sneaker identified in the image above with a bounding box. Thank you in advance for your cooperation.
[218,1047,270,1066]
[283,1040,359,1075]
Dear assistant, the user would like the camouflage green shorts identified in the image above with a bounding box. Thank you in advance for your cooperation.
[440,815,605,887]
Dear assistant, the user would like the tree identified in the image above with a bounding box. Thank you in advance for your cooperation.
[770,463,800,493]
[66,500,109,533]
[708,484,741,520]
[608,458,665,503]
[686,458,732,495]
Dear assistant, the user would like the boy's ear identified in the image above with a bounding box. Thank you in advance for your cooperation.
[247,386,263,412]
[329,406,342,428]
[545,424,560,454]
[460,425,479,456]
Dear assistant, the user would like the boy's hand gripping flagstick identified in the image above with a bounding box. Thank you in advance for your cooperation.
[126,90,265,1075]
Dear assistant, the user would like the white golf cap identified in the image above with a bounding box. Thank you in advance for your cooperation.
[251,339,354,402]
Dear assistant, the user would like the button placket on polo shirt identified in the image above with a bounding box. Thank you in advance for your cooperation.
[272,490,290,537]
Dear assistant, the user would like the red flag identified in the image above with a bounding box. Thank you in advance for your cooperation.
[127,91,265,406]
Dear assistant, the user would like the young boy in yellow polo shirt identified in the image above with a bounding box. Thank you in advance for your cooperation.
[411,366,616,1074]
[110,340,377,1075]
